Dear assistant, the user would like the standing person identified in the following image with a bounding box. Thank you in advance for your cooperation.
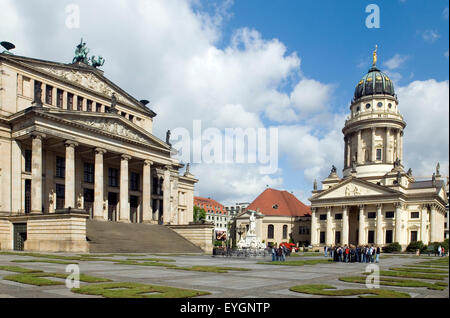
[324,245,328,257]
[376,246,381,263]
[438,245,442,257]
[356,246,360,263]
[344,245,349,263]
[330,246,334,259]
[272,244,277,262]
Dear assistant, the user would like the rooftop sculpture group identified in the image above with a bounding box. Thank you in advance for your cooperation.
[72,38,105,68]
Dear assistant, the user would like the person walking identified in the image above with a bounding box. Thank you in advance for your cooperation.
[272,244,277,262]
[324,245,328,257]
[438,245,442,257]
[376,246,381,263]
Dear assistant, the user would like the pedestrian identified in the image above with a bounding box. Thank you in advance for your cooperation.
[438,245,442,257]
[271,244,277,262]
[330,246,334,259]
[376,246,381,263]
[324,245,328,257]
[344,245,349,263]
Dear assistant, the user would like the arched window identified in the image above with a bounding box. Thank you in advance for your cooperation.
[268,224,274,239]
[283,225,288,240]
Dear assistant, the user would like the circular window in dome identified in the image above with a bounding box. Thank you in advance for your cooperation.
[366,103,371,109]
[377,102,383,107]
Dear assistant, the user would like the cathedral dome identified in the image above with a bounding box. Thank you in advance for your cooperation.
[354,66,395,100]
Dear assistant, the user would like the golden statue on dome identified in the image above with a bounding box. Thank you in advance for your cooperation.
[373,44,378,66]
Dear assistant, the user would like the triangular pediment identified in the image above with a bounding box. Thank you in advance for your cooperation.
[311,178,399,200]
[1,54,154,116]
[45,111,169,149]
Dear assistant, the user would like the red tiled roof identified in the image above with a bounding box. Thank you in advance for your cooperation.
[247,188,311,217]
[194,196,227,215]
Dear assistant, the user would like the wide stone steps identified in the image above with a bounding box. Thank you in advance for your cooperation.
[86,220,203,253]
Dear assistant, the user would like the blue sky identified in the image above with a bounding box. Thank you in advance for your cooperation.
[1,0,448,204]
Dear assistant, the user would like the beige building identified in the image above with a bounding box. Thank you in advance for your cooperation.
[234,188,311,247]
[0,48,198,252]
[309,54,447,250]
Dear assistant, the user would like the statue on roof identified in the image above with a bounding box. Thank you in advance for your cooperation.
[90,55,105,68]
[406,168,412,176]
[166,130,171,147]
[436,162,441,177]
[372,44,378,67]
[331,165,337,174]
[110,92,118,112]
[313,179,318,191]
[72,38,90,64]
[394,157,401,168]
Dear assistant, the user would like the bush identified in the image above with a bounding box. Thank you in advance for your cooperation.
[406,241,425,253]
[429,239,449,254]
[383,242,402,253]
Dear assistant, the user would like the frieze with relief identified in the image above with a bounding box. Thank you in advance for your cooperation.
[72,118,147,143]
[34,66,135,107]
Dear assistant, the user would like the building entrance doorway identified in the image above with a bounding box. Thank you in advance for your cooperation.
[130,196,139,223]
[84,189,94,218]
[349,206,359,245]
[13,223,27,251]
[108,192,118,221]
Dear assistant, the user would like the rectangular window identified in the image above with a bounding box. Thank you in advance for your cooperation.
[411,231,418,242]
[56,157,65,178]
[368,212,376,219]
[55,184,65,209]
[335,213,342,220]
[386,230,393,244]
[411,212,420,219]
[34,81,42,102]
[368,230,375,244]
[129,115,134,122]
[77,96,83,111]
[84,163,94,184]
[57,89,63,108]
[87,100,93,112]
[108,168,119,187]
[320,231,326,244]
[121,112,127,117]
[376,149,382,161]
[130,172,140,191]
[24,150,32,173]
[67,93,74,110]
[385,211,394,218]
[96,104,102,112]
[335,231,341,244]
[104,106,110,113]
[319,214,327,221]
[45,85,53,104]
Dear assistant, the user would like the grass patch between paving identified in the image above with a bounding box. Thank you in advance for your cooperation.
[126,258,176,263]
[3,271,112,286]
[289,284,410,298]
[388,267,448,274]
[339,276,448,291]
[71,282,210,298]
[11,259,79,265]
[0,265,43,274]
[364,270,447,281]
[173,266,251,273]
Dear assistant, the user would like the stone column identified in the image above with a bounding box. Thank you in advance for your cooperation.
[64,141,78,209]
[142,160,153,223]
[31,133,46,214]
[342,206,349,246]
[430,204,438,243]
[11,139,22,214]
[376,204,383,246]
[119,155,131,222]
[94,148,107,220]
[310,208,318,246]
[62,91,68,110]
[395,203,404,245]
[346,136,351,168]
[371,127,376,162]
[162,166,171,224]
[358,205,365,245]
[326,206,333,245]
[420,205,429,244]
[385,127,392,163]
[357,130,362,164]
[399,131,404,163]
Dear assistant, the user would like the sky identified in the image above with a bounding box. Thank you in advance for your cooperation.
[1,0,448,205]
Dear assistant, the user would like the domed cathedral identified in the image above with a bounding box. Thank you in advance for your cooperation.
[309,47,447,251]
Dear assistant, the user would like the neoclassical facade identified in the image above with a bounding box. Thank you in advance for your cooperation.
[309,54,447,250]
[0,50,197,252]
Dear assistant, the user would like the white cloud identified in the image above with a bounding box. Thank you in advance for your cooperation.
[443,7,449,20]
[397,79,449,178]
[290,79,335,114]
[383,54,408,70]
[421,30,440,43]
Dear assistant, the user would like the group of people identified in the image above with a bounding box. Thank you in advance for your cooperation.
[270,244,291,262]
[324,245,381,263]
[437,245,446,257]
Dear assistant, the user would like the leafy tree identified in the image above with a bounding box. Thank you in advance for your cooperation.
[193,206,206,222]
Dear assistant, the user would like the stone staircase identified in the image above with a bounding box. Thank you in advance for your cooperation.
[86,220,203,253]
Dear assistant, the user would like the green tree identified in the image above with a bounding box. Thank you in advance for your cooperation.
[193,206,206,222]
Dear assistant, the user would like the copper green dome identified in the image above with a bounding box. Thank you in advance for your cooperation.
[354,66,395,100]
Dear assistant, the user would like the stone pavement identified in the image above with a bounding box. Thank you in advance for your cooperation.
[0,253,448,298]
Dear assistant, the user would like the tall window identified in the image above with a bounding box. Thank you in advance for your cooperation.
[34,81,42,102]
[386,230,393,244]
[45,85,53,104]
[87,100,93,112]
[335,231,341,244]
[282,225,288,239]
[55,184,65,209]
[57,89,63,108]
[320,232,325,244]
[410,231,418,242]
[67,93,74,110]
[376,148,382,161]
[96,104,102,112]
[368,230,375,244]
[84,163,94,184]
[24,150,32,173]
[130,172,140,191]
[108,168,119,187]
[56,157,65,178]
[268,224,274,239]
[77,96,83,111]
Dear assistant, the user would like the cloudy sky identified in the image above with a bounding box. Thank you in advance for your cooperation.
[1,0,448,205]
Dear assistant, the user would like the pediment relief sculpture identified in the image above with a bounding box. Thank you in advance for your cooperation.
[72,118,147,143]
[345,184,363,196]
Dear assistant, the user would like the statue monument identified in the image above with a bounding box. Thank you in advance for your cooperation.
[236,211,266,249]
